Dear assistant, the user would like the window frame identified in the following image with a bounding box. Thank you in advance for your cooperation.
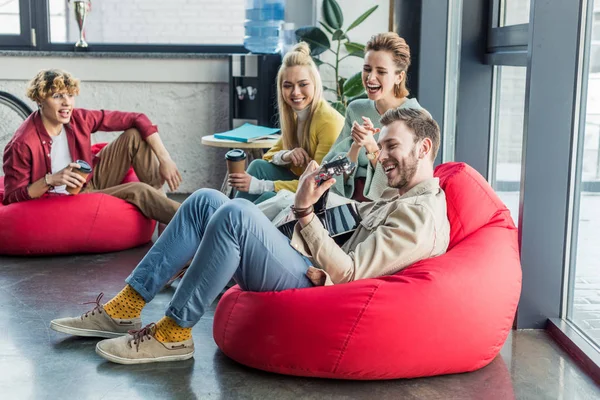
[486,0,528,66]
[485,0,529,200]
[1,0,246,54]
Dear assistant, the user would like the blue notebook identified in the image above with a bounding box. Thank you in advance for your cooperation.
[214,123,281,143]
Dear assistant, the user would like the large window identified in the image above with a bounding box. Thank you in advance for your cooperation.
[487,1,530,226]
[490,66,526,225]
[0,0,20,34]
[1,0,245,52]
[48,0,244,45]
[567,0,600,349]
[501,0,530,26]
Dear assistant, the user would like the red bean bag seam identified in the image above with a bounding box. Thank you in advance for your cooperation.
[84,192,103,247]
[333,283,381,373]
[221,289,244,348]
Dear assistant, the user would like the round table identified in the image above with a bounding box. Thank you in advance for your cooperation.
[201,134,280,196]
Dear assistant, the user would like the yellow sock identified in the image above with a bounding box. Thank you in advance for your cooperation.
[103,285,145,319]
[154,316,192,343]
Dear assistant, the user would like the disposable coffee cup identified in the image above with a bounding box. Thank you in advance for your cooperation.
[66,159,92,195]
[225,149,247,174]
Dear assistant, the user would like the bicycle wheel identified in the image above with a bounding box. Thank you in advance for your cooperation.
[0,91,33,120]
[0,91,34,150]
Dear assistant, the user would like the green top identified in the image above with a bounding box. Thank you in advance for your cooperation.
[322,98,424,200]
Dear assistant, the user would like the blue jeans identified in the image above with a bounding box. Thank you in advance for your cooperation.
[126,188,313,328]
[235,159,297,204]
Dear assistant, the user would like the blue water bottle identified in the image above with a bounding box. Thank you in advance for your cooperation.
[244,0,286,54]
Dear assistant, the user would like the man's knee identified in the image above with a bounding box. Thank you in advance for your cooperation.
[181,188,227,211]
[246,159,271,178]
[120,128,142,143]
[124,182,154,200]
[186,188,219,204]
[213,198,255,223]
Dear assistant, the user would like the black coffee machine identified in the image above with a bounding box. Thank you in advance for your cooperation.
[229,54,282,129]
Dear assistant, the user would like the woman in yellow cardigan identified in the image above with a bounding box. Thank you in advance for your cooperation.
[230,42,344,204]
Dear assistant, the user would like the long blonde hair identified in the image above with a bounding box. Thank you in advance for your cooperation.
[276,42,325,152]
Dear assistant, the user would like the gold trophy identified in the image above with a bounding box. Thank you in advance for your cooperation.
[69,0,92,48]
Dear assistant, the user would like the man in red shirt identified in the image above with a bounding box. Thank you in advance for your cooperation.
[2,69,181,224]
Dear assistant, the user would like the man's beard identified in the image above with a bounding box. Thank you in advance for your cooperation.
[388,148,419,191]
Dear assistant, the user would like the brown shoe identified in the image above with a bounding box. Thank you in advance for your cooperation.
[50,293,142,339]
[95,323,194,364]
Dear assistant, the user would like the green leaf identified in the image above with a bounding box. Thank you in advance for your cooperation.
[295,27,330,56]
[318,21,334,35]
[332,29,347,41]
[323,0,343,30]
[312,57,324,67]
[330,101,346,115]
[344,42,365,54]
[344,41,365,58]
[346,5,378,32]
[348,51,364,58]
[323,86,338,94]
[342,72,364,98]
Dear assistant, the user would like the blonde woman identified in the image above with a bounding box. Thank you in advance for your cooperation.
[322,32,427,202]
[231,42,344,204]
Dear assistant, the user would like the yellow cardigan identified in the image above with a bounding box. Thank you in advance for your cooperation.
[262,101,344,193]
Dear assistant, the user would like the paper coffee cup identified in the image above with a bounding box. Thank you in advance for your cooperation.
[66,159,92,195]
[225,149,247,174]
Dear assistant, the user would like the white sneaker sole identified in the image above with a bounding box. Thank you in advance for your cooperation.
[95,343,195,364]
[50,321,127,339]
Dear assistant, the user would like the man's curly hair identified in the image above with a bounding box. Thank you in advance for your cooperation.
[26,69,80,103]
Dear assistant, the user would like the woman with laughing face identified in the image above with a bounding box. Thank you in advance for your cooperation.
[322,32,427,202]
[231,42,344,204]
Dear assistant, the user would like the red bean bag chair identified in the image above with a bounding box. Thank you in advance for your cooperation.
[213,162,522,380]
[0,143,155,255]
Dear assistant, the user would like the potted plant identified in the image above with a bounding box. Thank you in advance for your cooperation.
[295,0,378,114]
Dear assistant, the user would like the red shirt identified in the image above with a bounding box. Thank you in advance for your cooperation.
[2,108,158,205]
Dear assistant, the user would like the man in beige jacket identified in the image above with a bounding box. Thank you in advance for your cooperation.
[293,107,450,286]
[50,107,450,365]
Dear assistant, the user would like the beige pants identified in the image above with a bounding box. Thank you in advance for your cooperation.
[85,129,180,224]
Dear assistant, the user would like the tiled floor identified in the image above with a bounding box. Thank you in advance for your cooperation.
[1,244,599,399]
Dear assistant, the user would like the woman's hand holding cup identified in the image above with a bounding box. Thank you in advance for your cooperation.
[228,172,252,192]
